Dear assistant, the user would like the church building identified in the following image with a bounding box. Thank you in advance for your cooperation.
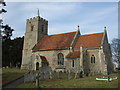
[21,15,114,75]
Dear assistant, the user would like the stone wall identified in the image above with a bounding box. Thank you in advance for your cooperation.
[84,48,107,74]
[102,31,114,73]
[21,16,48,69]
[33,49,81,72]
[33,49,70,71]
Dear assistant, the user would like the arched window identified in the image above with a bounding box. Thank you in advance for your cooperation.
[58,53,64,65]
[91,55,95,63]
[72,60,74,67]
[36,62,39,70]
[31,25,34,31]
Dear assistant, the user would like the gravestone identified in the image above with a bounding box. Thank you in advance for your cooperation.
[86,72,89,77]
[90,72,92,76]
[58,71,62,79]
[80,71,83,78]
[74,71,79,79]
[40,72,44,80]
[49,71,53,79]
[6,66,9,68]
[58,71,60,79]
[68,70,72,80]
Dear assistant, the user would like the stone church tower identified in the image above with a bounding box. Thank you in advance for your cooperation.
[21,16,48,69]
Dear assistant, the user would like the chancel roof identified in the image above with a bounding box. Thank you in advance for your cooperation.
[74,32,104,49]
[33,31,104,51]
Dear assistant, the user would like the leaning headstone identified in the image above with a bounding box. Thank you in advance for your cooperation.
[59,71,62,79]
[44,72,47,79]
[68,70,72,80]
[57,71,62,79]
[16,64,18,68]
[46,71,49,79]
[86,72,89,77]
[58,71,60,79]
[41,72,44,79]
[90,72,93,76]
[10,62,12,68]
[80,71,83,78]
[74,71,79,79]
[49,71,53,79]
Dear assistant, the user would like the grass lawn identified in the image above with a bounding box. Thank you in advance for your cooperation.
[17,71,119,88]
[2,68,29,85]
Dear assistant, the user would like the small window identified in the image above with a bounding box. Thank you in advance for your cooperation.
[36,62,39,70]
[31,25,34,31]
[72,60,74,67]
[91,55,95,63]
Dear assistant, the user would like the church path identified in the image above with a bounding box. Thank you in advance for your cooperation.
[2,75,24,89]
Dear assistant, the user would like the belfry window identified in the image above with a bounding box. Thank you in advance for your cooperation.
[31,25,34,31]
[91,55,95,63]
[58,53,64,65]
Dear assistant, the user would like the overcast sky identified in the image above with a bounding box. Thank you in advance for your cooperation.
[2,1,118,42]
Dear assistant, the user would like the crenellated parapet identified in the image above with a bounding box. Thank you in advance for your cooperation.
[26,16,48,24]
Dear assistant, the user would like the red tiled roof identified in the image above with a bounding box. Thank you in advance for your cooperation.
[66,51,80,58]
[74,32,104,48]
[33,32,76,51]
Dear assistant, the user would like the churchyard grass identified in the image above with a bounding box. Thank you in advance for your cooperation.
[2,67,29,85]
[17,71,119,88]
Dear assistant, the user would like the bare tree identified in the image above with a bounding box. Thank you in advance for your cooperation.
[111,38,120,69]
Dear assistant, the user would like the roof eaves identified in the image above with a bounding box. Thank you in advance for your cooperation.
[74,47,100,50]
[100,32,105,47]
[66,57,80,59]
[32,48,69,52]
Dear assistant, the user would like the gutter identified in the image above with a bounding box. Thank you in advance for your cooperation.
[32,48,69,52]
[74,47,101,50]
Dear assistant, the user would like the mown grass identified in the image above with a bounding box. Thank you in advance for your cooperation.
[17,71,118,88]
[2,68,29,85]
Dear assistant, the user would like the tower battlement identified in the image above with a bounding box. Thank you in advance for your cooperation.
[21,15,48,70]
[26,16,48,23]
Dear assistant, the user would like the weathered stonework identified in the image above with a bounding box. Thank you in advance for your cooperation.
[21,16,48,69]
[21,16,114,75]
